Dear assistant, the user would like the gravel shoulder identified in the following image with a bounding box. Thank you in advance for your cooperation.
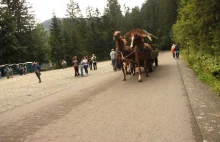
[0,61,112,113]
[177,56,220,142]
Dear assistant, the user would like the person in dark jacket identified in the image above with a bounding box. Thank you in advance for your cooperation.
[175,44,180,58]
[35,62,41,83]
[88,56,93,70]
[72,56,80,76]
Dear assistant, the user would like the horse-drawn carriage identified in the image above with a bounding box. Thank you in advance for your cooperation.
[145,45,159,72]
[113,29,159,82]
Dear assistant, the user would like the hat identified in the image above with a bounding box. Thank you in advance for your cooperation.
[111,49,114,51]
[92,54,95,56]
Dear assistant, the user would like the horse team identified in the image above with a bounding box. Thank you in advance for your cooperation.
[113,30,159,82]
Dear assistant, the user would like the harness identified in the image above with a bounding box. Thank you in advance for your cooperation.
[117,50,135,60]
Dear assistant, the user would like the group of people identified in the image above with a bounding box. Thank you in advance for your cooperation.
[2,64,28,80]
[72,54,97,77]
[171,43,180,59]
[3,66,13,79]
[17,65,28,75]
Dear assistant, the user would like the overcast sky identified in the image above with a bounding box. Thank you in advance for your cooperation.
[27,0,145,22]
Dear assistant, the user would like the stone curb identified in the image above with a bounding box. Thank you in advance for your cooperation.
[176,56,220,142]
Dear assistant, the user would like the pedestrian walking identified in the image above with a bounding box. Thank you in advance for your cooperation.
[171,44,176,58]
[110,49,117,71]
[35,62,41,83]
[82,56,88,75]
[175,44,180,58]
[72,56,80,76]
[79,58,84,77]
[91,54,97,70]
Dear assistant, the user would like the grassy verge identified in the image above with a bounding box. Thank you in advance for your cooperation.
[181,50,220,96]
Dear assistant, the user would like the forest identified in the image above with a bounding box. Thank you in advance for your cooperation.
[0,0,219,91]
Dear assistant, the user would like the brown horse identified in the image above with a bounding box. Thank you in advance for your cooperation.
[113,31,135,81]
[130,32,152,82]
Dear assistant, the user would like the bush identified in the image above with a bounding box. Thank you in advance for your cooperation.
[182,49,220,95]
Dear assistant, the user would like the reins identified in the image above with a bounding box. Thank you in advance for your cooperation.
[117,50,135,60]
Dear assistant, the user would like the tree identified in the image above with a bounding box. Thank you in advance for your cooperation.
[0,5,18,64]
[49,14,64,68]
[31,24,49,63]
[66,0,82,19]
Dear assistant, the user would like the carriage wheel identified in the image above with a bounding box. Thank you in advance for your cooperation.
[155,57,158,66]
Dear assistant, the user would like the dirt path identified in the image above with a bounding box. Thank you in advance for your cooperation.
[0,52,203,142]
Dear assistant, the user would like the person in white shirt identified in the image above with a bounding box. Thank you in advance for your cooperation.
[82,56,88,75]
[62,59,67,69]
[171,44,176,58]
[91,54,97,70]
[110,49,117,71]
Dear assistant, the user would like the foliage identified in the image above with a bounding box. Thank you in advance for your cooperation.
[49,14,64,67]
[0,0,48,64]
[172,0,220,94]
[182,49,220,94]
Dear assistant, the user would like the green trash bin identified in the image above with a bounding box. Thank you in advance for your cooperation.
[11,64,18,75]
[25,62,33,73]
[0,65,5,78]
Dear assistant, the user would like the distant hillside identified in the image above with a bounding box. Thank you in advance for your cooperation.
[41,19,51,31]
[41,18,63,32]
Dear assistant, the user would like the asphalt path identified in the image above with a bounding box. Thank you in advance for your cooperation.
[0,52,202,142]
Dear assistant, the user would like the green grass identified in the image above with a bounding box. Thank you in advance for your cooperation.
[181,50,220,96]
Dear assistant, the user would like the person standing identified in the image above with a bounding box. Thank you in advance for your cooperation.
[62,59,67,69]
[88,56,93,70]
[9,67,13,78]
[49,62,53,70]
[110,49,117,71]
[171,44,176,58]
[24,65,27,75]
[72,56,80,76]
[91,54,97,70]
[4,66,10,79]
[35,62,41,83]
[19,65,24,75]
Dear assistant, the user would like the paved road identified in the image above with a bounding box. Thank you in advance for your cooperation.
[0,52,202,142]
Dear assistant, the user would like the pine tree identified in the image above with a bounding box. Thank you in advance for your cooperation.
[0,4,18,64]
[49,14,64,68]
[66,0,82,19]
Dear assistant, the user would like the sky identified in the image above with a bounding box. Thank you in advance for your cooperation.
[27,0,146,22]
